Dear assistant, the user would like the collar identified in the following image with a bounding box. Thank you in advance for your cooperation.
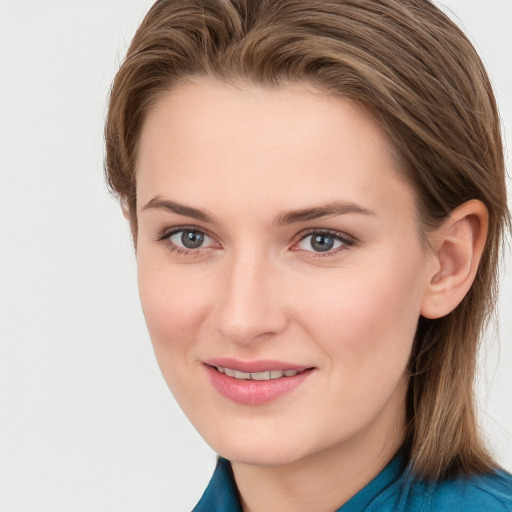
[192,457,242,512]
[192,450,406,512]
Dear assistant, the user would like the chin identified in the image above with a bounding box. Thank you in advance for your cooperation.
[219,445,305,467]
[203,425,313,467]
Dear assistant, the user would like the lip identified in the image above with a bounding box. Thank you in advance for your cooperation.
[203,359,315,406]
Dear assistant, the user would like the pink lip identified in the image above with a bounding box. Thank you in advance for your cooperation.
[203,359,315,406]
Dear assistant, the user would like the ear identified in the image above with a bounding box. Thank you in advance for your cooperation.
[420,200,488,319]
[120,197,131,220]
[121,205,130,220]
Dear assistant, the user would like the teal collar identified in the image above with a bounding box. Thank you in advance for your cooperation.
[193,450,406,512]
[338,450,406,511]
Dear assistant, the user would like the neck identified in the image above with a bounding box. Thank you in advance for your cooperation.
[231,396,406,512]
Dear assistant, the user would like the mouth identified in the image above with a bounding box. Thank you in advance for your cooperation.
[203,359,315,405]
[210,365,309,381]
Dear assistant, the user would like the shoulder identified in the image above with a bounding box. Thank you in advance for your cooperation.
[367,467,512,512]
[431,468,512,511]
[410,468,512,512]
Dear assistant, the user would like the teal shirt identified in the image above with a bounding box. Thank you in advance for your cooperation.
[192,453,512,511]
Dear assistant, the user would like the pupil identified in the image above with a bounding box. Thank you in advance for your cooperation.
[311,234,334,252]
[181,231,204,249]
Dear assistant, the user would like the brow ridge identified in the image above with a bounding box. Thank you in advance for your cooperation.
[142,196,216,223]
[142,197,375,226]
[274,201,376,225]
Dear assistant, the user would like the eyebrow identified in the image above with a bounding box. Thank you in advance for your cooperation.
[273,201,376,225]
[142,196,376,225]
[142,196,216,223]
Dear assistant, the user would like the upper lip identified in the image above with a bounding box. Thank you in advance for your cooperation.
[203,358,312,373]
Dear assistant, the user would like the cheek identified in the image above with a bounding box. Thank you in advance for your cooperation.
[297,252,425,370]
[136,256,218,411]
[136,253,211,354]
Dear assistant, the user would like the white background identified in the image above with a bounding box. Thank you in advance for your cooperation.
[0,1,510,511]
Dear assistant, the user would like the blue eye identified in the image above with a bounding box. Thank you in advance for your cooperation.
[297,231,350,253]
[166,229,215,250]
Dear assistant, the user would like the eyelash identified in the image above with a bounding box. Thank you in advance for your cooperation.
[292,229,355,257]
[157,226,356,257]
[157,226,214,256]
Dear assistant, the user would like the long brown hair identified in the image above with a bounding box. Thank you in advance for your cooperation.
[105,0,510,480]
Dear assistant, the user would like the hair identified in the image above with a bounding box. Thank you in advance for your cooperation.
[105,0,510,481]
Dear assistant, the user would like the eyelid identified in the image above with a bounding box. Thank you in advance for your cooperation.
[291,228,356,255]
[157,225,220,253]
[157,225,209,241]
[155,225,355,257]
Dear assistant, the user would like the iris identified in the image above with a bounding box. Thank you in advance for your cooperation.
[311,234,335,252]
[181,230,204,249]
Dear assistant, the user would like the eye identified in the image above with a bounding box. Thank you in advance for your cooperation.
[295,230,353,254]
[159,227,217,253]
[170,230,208,249]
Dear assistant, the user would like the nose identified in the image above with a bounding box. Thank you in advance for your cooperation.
[211,248,289,346]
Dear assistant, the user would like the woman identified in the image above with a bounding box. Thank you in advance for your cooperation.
[105,0,512,510]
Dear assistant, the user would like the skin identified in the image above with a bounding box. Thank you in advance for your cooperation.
[134,80,486,512]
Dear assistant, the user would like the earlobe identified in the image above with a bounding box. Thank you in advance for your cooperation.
[420,200,488,319]
[121,205,130,220]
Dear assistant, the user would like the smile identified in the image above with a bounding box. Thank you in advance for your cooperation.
[214,365,305,380]
[204,362,315,405]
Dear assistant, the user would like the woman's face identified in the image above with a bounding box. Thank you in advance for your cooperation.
[135,80,434,466]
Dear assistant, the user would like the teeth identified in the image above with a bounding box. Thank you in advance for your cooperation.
[224,367,235,377]
[251,371,271,381]
[234,370,251,380]
[215,366,301,380]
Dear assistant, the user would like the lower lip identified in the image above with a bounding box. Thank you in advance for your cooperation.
[204,365,313,405]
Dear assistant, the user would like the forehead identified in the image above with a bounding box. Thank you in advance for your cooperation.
[136,79,415,222]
